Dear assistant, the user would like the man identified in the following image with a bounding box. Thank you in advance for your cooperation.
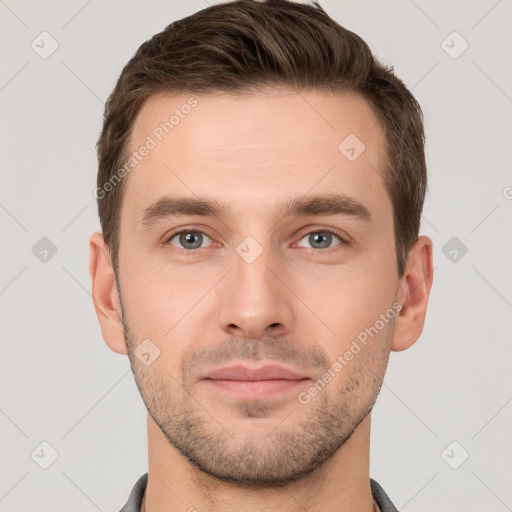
[89,1,433,511]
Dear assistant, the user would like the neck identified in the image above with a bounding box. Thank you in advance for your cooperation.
[143,413,376,512]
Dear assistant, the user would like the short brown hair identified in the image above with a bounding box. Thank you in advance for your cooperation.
[96,0,427,278]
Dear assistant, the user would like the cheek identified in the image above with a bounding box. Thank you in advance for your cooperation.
[118,262,178,345]
[297,260,397,352]
[120,259,218,369]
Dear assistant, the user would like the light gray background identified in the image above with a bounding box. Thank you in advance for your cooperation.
[1,0,511,511]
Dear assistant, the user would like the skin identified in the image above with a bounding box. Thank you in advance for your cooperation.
[89,89,433,512]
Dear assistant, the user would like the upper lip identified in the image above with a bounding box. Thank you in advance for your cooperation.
[203,364,308,381]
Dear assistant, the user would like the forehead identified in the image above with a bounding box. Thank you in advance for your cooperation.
[122,89,389,222]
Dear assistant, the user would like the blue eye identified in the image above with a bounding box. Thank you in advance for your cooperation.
[297,230,343,249]
[165,228,346,252]
[168,230,213,250]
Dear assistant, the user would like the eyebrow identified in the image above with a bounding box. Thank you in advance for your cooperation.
[140,193,372,228]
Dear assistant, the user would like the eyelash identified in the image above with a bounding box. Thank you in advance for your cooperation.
[163,227,348,253]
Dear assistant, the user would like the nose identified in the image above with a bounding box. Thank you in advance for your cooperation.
[216,242,295,340]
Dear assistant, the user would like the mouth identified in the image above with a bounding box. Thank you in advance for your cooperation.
[200,364,311,399]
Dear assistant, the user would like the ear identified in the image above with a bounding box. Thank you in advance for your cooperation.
[391,235,434,352]
[88,231,128,355]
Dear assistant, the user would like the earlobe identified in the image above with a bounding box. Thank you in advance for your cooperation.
[88,231,128,355]
[391,236,434,352]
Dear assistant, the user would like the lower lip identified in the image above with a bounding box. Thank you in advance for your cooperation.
[203,378,310,398]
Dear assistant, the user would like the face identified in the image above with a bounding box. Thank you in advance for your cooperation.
[116,89,401,487]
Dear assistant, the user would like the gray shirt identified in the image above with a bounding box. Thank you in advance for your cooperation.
[119,473,399,512]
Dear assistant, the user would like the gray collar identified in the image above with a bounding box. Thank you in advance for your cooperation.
[120,473,399,512]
